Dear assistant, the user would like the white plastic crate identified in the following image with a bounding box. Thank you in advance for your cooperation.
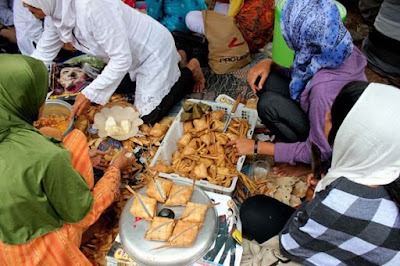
[150,99,257,195]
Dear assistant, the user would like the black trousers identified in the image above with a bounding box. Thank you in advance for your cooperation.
[116,68,194,125]
[240,195,295,244]
[256,70,309,142]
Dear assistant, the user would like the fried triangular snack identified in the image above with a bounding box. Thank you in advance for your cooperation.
[153,221,201,249]
[145,217,175,242]
[146,175,173,203]
[180,202,218,224]
[129,193,157,221]
[164,179,195,206]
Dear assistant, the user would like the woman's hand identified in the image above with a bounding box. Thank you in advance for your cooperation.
[110,147,134,172]
[89,149,109,171]
[228,138,255,156]
[247,59,272,94]
[305,173,322,201]
[71,93,91,118]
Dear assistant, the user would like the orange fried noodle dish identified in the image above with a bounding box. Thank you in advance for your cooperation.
[34,114,69,134]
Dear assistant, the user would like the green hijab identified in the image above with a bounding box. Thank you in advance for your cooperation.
[0,54,93,245]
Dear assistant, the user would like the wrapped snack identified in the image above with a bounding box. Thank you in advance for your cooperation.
[145,217,176,242]
[129,193,157,221]
[150,163,174,174]
[154,221,201,249]
[146,177,173,203]
[181,202,209,224]
[74,115,90,134]
[164,180,195,206]
[149,123,169,137]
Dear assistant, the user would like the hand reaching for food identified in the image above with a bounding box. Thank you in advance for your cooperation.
[71,93,91,118]
[228,138,255,156]
[89,149,108,171]
[110,147,135,172]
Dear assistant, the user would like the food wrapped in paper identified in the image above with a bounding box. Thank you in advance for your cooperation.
[145,217,176,242]
[181,202,209,224]
[154,221,201,249]
[164,181,194,206]
[129,194,157,221]
[146,177,173,203]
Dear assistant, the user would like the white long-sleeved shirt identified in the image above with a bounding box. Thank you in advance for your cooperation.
[32,0,181,116]
[13,0,43,55]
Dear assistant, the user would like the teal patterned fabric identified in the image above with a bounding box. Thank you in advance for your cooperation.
[146,0,207,32]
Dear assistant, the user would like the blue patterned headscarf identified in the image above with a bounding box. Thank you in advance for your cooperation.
[281,0,353,100]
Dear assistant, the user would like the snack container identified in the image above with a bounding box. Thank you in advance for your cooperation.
[150,99,258,195]
[43,99,74,136]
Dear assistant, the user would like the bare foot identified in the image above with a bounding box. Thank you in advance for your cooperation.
[186,58,205,92]
[272,163,312,177]
[178,50,188,69]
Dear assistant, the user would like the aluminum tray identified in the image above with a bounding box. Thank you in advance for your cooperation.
[119,182,218,266]
[44,99,74,136]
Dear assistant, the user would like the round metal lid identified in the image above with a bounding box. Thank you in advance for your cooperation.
[119,182,218,266]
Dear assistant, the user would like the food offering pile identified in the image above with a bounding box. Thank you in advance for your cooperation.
[34,114,70,134]
[77,94,173,263]
[74,94,172,182]
[126,176,216,249]
[236,171,308,208]
[151,109,250,188]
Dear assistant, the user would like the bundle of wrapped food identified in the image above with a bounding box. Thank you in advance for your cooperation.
[152,110,250,188]
[127,177,216,249]
[152,202,216,249]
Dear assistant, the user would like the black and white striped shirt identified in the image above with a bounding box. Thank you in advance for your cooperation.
[280,177,400,265]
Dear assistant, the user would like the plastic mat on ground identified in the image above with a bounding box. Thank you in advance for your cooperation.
[188,53,267,101]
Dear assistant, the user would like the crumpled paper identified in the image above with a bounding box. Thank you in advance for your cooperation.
[241,236,300,266]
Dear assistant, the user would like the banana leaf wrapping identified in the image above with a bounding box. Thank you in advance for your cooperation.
[145,217,176,242]
[146,177,173,203]
[164,184,194,206]
[129,194,157,221]
[181,202,208,224]
[180,102,211,122]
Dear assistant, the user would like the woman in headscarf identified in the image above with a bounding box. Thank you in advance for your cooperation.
[22,0,205,125]
[240,81,400,265]
[230,0,367,177]
[0,54,133,265]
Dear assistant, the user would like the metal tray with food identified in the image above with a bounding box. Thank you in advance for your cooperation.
[34,99,74,136]
[119,181,218,266]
